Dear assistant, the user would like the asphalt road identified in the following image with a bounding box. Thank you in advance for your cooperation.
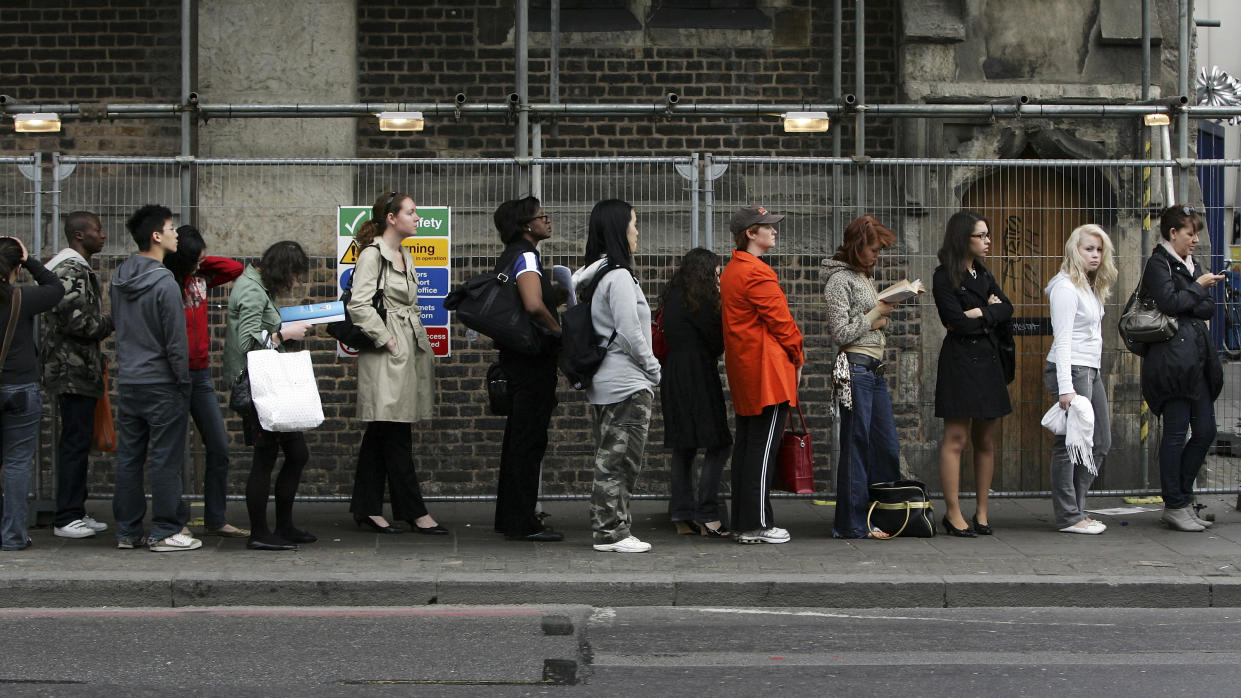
[1,605,1240,695]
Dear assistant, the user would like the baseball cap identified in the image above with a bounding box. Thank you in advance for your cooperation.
[729,205,785,235]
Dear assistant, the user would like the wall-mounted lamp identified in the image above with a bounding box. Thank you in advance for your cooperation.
[782,111,830,133]
[14,113,61,133]
[1143,113,1171,126]
[377,111,424,132]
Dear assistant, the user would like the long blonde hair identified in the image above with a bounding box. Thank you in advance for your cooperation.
[1061,224,1117,301]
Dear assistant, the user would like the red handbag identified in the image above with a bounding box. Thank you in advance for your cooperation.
[775,404,814,494]
[651,308,669,364]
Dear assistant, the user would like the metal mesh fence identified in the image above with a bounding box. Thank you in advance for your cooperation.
[19,153,1241,499]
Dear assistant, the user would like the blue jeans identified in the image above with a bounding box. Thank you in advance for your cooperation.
[833,364,900,538]
[112,383,190,543]
[1159,390,1217,510]
[189,368,232,528]
[0,383,41,550]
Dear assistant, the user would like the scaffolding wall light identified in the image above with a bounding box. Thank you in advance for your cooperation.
[1143,113,1171,126]
[13,113,61,133]
[377,111,425,131]
[782,111,830,133]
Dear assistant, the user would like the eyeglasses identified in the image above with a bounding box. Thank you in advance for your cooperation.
[971,233,992,240]
[1181,205,1197,216]
[382,191,397,211]
[525,214,550,224]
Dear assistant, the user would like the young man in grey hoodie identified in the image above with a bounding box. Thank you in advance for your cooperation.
[109,204,199,552]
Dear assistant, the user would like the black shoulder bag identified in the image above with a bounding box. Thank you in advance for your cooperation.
[327,244,389,351]
[1118,254,1178,356]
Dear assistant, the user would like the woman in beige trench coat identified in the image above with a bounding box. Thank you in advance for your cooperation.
[347,191,446,535]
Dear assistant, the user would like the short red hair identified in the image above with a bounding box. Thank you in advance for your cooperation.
[832,215,896,276]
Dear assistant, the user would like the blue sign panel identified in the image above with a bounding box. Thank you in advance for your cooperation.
[414,267,449,297]
[418,297,448,326]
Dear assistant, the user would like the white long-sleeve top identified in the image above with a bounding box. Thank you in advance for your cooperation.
[1044,271,1103,395]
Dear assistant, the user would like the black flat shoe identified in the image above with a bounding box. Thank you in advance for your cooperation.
[971,514,993,536]
[410,522,449,535]
[247,536,297,551]
[275,527,317,544]
[941,515,976,538]
[506,528,564,542]
[700,522,731,538]
[353,515,401,534]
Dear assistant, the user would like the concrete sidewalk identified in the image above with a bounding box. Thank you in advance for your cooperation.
[3,495,1240,609]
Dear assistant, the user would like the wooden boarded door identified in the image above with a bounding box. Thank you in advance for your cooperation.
[962,167,1096,492]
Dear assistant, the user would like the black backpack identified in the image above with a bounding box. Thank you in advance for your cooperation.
[327,244,388,351]
[560,263,626,390]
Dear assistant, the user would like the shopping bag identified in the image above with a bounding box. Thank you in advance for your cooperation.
[246,349,324,432]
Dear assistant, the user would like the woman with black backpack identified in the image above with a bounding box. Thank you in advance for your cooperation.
[491,196,564,543]
[572,199,660,553]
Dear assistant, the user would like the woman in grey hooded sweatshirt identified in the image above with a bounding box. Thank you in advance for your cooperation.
[572,199,660,554]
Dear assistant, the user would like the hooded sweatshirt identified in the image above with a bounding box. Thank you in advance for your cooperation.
[572,257,661,405]
[1044,270,1103,396]
[109,253,190,390]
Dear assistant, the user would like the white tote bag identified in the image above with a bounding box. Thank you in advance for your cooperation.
[246,349,324,431]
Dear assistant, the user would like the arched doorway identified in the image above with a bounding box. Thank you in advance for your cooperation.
[961,163,1107,491]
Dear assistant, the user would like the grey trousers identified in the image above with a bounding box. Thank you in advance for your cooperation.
[1044,363,1111,528]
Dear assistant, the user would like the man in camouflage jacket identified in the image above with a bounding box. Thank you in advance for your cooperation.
[42,211,113,540]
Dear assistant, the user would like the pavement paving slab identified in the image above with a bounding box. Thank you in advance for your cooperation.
[1,495,1239,608]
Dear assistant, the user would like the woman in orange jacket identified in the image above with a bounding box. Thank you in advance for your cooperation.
[720,205,804,544]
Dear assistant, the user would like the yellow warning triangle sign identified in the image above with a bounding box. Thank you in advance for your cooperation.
[340,240,359,264]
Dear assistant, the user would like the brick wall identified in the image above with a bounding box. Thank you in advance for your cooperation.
[0,0,182,156]
[356,0,899,158]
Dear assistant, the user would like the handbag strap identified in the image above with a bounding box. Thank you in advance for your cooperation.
[0,288,21,369]
[866,500,911,539]
[786,403,807,434]
[1136,251,1174,299]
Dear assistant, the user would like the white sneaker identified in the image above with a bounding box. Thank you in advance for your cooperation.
[148,533,203,552]
[53,520,97,539]
[80,515,108,532]
[735,527,791,544]
[1059,520,1105,535]
[592,536,652,553]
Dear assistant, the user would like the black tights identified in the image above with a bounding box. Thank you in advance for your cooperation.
[246,430,309,538]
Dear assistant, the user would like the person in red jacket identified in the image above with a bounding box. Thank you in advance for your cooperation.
[720,205,804,545]
[164,225,246,537]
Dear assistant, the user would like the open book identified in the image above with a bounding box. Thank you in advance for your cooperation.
[877,279,925,303]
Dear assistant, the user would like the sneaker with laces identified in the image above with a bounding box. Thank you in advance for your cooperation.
[592,535,652,553]
[80,515,108,533]
[148,533,203,552]
[116,538,140,550]
[53,519,97,539]
[735,527,791,544]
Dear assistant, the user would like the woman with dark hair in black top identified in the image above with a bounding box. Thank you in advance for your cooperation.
[932,210,1013,538]
[0,237,65,550]
[492,196,564,542]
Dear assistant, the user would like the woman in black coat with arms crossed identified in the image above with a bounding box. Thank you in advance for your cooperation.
[933,210,1013,538]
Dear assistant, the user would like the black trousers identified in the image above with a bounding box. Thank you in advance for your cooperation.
[494,350,558,536]
[54,393,97,527]
[350,421,428,522]
[730,402,788,533]
[244,416,309,539]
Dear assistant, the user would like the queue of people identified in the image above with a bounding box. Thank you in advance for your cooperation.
[0,200,1224,554]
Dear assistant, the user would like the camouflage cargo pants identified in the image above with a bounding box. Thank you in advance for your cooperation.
[589,390,653,544]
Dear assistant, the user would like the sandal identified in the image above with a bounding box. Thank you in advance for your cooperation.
[673,521,701,535]
[700,521,731,538]
[866,527,891,540]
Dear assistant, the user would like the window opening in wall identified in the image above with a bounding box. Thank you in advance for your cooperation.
[646,0,770,29]
[530,0,642,32]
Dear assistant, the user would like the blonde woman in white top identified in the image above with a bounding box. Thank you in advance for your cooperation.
[1043,224,1117,534]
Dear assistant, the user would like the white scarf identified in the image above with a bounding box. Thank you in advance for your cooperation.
[1040,396,1098,475]
[1160,240,1195,275]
